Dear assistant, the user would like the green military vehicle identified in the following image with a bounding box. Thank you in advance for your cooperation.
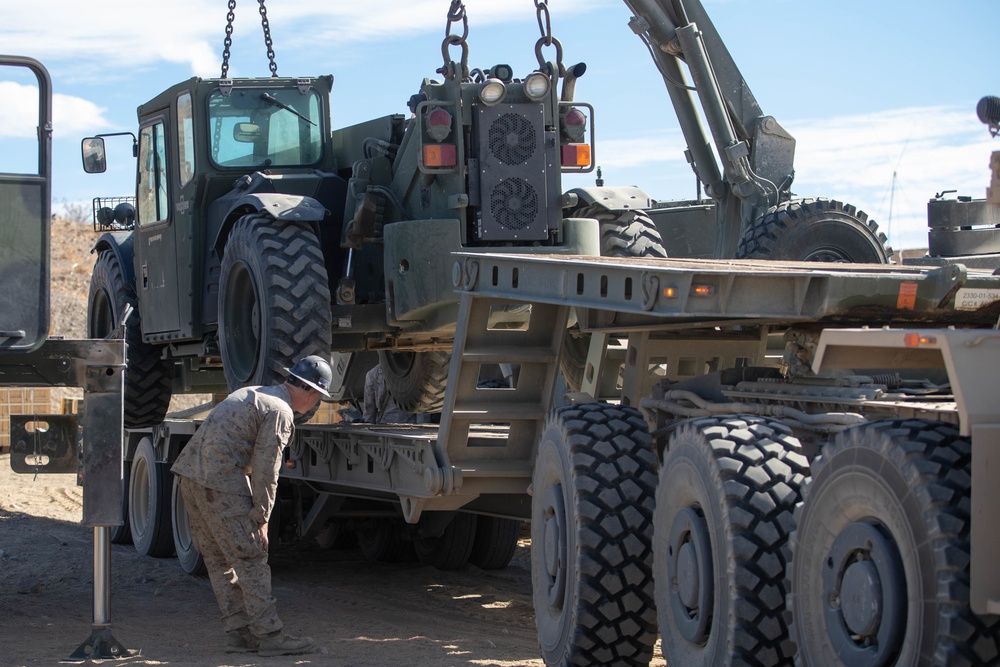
[83,34,606,428]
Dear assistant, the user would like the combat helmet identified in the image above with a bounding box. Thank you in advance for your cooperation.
[285,355,333,397]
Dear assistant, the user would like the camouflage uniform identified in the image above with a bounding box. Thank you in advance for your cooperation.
[171,384,295,637]
[363,365,419,424]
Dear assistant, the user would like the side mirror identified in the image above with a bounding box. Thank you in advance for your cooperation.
[81,137,107,174]
[233,122,261,143]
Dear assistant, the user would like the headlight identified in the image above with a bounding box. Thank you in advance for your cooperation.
[480,80,506,106]
[524,72,550,100]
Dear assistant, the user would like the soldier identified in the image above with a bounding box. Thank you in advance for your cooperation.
[171,355,333,656]
[362,364,419,424]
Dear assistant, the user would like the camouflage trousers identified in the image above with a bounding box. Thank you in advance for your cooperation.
[178,476,282,637]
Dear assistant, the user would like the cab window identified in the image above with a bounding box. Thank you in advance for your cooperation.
[177,92,195,187]
[137,121,169,225]
[207,86,323,168]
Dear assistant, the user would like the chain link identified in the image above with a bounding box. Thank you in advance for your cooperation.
[258,0,278,77]
[221,0,236,78]
[534,0,553,46]
[438,0,470,81]
[534,0,564,76]
[219,0,279,78]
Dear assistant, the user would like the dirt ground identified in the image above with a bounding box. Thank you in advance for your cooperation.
[0,454,666,667]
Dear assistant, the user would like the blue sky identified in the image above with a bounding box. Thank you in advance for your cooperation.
[0,0,994,250]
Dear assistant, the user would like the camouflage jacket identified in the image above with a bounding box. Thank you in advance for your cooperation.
[171,385,294,524]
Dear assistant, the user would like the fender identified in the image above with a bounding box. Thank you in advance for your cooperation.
[91,231,136,290]
[211,191,328,260]
[565,185,656,212]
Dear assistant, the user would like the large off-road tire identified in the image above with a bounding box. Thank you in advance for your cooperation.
[88,248,172,428]
[789,420,1000,666]
[128,437,175,558]
[735,198,890,263]
[110,458,132,545]
[378,350,450,414]
[654,416,808,666]
[469,517,521,570]
[357,519,415,563]
[413,512,478,571]
[171,474,206,576]
[531,403,659,666]
[561,207,667,392]
[219,213,332,392]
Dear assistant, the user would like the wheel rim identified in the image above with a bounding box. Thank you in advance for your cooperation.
[223,261,260,384]
[130,456,151,539]
[173,485,193,554]
[801,246,854,262]
[667,506,714,644]
[89,288,114,338]
[540,484,567,610]
[821,521,906,667]
[381,351,416,379]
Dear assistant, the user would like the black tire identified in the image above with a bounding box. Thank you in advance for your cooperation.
[219,213,332,392]
[110,458,132,545]
[531,403,659,666]
[88,249,172,428]
[357,519,414,563]
[735,198,890,263]
[561,207,667,392]
[378,350,450,414]
[469,517,521,570]
[171,475,206,576]
[654,416,808,666]
[414,513,478,571]
[316,521,358,550]
[593,207,668,260]
[789,420,1000,666]
[128,437,175,558]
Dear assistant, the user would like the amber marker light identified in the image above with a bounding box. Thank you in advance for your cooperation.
[903,333,937,347]
[561,144,591,167]
[423,144,457,167]
[663,286,679,298]
[692,284,715,296]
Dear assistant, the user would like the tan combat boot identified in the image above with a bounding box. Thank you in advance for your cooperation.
[258,631,316,657]
[225,628,259,653]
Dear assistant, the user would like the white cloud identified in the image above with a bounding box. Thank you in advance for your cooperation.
[0,81,107,138]
[790,106,994,249]
[53,93,109,137]
[2,0,608,78]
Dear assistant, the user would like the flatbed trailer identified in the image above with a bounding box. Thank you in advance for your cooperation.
[126,252,1000,666]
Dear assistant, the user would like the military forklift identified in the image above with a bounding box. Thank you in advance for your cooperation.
[81,1,613,430]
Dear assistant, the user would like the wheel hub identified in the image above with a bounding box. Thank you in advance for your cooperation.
[541,484,567,609]
[822,521,906,667]
[667,507,713,643]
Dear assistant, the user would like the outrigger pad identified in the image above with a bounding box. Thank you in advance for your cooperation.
[9,414,77,474]
[66,626,132,662]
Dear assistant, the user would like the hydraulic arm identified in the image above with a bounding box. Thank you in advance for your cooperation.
[623,0,796,255]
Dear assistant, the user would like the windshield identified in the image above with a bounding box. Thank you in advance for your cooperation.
[207,86,324,168]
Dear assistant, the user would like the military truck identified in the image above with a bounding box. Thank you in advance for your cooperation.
[82,3,1000,666]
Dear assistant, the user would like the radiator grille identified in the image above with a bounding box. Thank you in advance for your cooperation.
[489,177,539,232]
[488,112,537,166]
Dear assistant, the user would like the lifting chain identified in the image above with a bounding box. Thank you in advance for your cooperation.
[438,0,470,81]
[534,0,565,77]
[221,0,236,78]
[219,0,280,79]
[258,0,278,77]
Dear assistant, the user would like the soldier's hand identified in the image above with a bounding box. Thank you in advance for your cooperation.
[259,521,269,552]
